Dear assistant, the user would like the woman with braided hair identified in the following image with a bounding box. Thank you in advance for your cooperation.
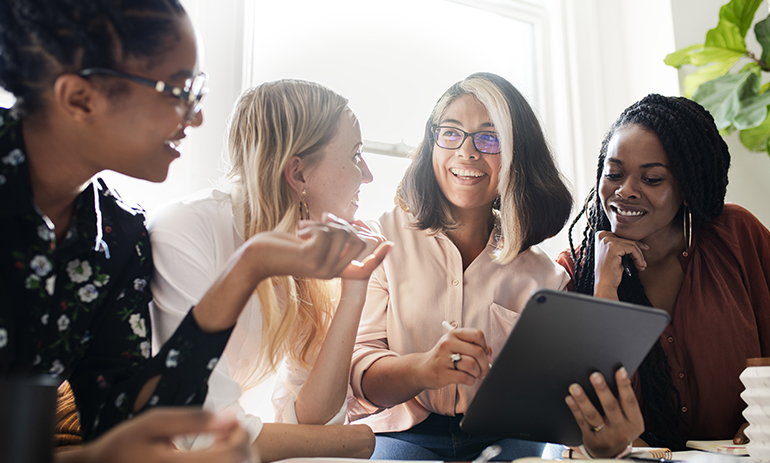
[559,94,770,456]
[0,1,375,461]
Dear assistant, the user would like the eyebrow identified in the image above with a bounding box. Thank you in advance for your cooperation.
[607,158,670,169]
[440,118,495,129]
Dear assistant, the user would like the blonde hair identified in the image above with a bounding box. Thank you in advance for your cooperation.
[225,79,349,386]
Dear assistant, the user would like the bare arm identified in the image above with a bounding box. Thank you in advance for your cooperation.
[361,328,492,408]
[56,408,256,463]
[293,222,391,424]
[254,423,374,462]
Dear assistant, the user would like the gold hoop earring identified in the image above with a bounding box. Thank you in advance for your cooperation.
[584,187,596,233]
[299,188,310,221]
[683,205,692,257]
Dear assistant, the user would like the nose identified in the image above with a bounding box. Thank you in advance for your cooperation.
[456,135,479,160]
[360,157,374,184]
[187,108,204,128]
[615,178,639,199]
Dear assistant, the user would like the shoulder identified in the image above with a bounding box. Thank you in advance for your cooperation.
[707,203,770,242]
[149,188,233,236]
[95,178,148,239]
[376,207,414,238]
[501,245,570,287]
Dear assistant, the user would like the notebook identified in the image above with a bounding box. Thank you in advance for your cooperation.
[460,288,670,446]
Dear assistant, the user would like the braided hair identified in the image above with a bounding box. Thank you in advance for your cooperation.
[567,94,731,449]
[0,0,186,117]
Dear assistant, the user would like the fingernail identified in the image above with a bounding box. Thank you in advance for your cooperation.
[565,396,575,406]
[569,383,583,396]
[590,372,603,385]
[619,367,628,380]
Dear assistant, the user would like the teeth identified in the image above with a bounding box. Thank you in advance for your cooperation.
[450,167,484,178]
[167,140,181,149]
[616,208,644,217]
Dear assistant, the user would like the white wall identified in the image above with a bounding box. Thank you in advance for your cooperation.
[670,0,770,226]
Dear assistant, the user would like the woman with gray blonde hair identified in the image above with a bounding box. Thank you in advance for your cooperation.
[150,79,390,461]
[350,72,572,460]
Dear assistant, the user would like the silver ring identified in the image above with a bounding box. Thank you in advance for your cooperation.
[450,353,461,369]
[590,423,605,432]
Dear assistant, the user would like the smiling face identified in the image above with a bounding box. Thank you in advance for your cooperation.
[301,109,373,222]
[95,15,203,182]
[599,124,684,242]
[432,94,501,215]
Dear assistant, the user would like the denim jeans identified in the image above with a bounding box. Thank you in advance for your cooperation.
[371,413,560,461]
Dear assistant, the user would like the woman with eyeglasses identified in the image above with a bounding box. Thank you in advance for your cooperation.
[149,80,390,461]
[349,72,573,460]
[0,1,369,461]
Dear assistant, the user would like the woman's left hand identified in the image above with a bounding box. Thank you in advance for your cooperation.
[565,367,644,458]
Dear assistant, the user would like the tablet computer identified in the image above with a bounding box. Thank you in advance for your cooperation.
[459,288,670,446]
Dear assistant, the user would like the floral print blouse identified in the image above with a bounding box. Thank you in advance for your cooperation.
[0,108,232,441]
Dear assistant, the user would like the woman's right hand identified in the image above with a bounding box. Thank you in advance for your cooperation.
[57,408,257,463]
[593,231,648,299]
[418,328,493,389]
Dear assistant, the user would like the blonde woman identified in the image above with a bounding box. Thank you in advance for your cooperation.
[150,80,389,461]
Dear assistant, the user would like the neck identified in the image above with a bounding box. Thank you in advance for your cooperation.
[445,205,494,265]
[22,116,97,235]
[639,221,686,266]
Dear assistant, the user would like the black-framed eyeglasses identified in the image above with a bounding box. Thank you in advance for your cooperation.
[78,67,208,122]
[432,126,501,154]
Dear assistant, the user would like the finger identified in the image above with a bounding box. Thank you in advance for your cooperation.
[567,382,605,430]
[340,242,392,279]
[614,367,643,429]
[588,372,625,426]
[443,333,490,378]
[128,408,220,439]
[314,222,354,275]
[735,422,750,444]
[329,228,366,276]
[451,328,492,371]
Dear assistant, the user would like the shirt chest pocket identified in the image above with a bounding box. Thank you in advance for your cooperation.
[487,302,519,361]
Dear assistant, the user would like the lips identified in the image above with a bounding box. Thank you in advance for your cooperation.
[609,203,647,223]
[450,167,486,179]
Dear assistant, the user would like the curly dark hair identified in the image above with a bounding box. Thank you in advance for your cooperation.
[0,0,186,117]
[566,94,731,449]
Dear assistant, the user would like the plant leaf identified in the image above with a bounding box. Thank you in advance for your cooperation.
[756,16,770,64]
[704,19,747,53]
[719,0,764,37]
[689,46,746,66]
[740,108,770,151]
[683,57,743,97]
[664,44,703,67]
[734,91,770,129]
[692,70,758,129]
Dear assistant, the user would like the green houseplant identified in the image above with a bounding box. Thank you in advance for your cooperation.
[665,0,770,154]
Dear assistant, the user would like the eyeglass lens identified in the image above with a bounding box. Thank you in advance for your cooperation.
[184,73,207,121]
[434,127,500,154]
